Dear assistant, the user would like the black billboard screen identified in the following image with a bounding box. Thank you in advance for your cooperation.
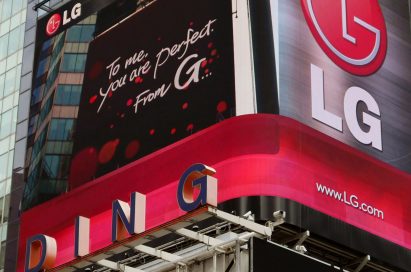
[70,0,235,187]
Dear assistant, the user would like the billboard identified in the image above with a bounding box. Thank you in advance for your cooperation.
[35,0,118,42]
[70,0,235,187]
[17,115,411,271]
[18,0,411,270]
[271,0,411,173]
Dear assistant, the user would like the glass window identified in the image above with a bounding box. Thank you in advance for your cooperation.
[19,23,24,49]
[1,0,13,21]
[36,58,49,77]
[4,67,15,96]
[55,85,82,105]
[0,181,5,198]
[48,119,75,141]
[6,150,13,178]
[43,155,70,179]
[0,34,8,60]
[0,74,4,98]
[38,93,53,124]
[0,137,9,155]
[0,241,5,269]
[6,51,17,71]
[10,12,20,30]
[66,25,95,43]
[12,0,23,15]
[0,20,10,36]
[2,195,9,223]
[1,223,7,240]
[0,154,7,180]
[2,93,13,112]
[61,54,86,72]
[15,64,21,91]
[7,26,19,55]
[0,110,12,139]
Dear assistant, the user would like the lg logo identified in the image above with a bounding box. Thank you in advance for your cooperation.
[301,0,387,75]
[301,0,386,151]
[46,13,61,36]
[45,3,82,36]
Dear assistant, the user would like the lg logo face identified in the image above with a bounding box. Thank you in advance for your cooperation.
[301,0,387,76]
[301,0,386,151]
[46,13,61,36]
[45,3,82,36]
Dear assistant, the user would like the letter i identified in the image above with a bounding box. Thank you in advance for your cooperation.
[75,216,90,257]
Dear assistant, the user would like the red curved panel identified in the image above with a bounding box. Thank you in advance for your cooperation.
[17,114,411,271]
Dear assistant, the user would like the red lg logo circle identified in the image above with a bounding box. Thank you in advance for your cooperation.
[301,0,387,76]
[46,13,61,36]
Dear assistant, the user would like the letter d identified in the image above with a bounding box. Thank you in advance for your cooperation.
[25,234,57,272]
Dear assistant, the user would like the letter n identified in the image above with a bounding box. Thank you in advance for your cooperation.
[112,192,146,242]
[24,234,57,272]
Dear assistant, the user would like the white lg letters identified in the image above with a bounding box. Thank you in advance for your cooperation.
[311,64,382,151]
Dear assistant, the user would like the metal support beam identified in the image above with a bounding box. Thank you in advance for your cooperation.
[353,255,370,272]
[33,0,54,12]
[279,230,310,246]
[235,241,241,272]
[343,255,370,272]
[134,244,182,263]
[176,228,223,247]
[208,207,272,237]
[96,259,144,272]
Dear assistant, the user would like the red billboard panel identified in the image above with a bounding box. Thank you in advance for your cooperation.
[17,115,411,271]
[70,0,236,188]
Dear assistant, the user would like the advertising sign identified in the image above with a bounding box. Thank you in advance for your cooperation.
[70,0,235,188]
[36,0,118,43]
[272,0,411,173]
[17,115,411,271]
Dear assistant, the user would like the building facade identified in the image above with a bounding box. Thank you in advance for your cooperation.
[0,0,27,270]
[3,0,411,271]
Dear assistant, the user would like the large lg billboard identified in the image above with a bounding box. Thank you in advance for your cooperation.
[272,0,411,173]
[69,0,236,188]
[18,0,411,271]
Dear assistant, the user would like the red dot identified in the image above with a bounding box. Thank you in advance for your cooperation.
[150,129,155,135]
[98,139,120,164]
[125,140,140,159]
[211,49,218,56]
[170,128,177,135]
[89,95,97,104]
[208,42,213,48]
[182,102,188,110]
[205,69,210,74]
[108,90,113,98]
[110,124,114,129]
[201,60,207,68]
[208,58,214,64]
[88,61,104,79]
[217,101,228,113]
[135,76,143,84]
[189,21,194,27]
[120,113,125,118]
[126,99,133,106]
[69,147,98,188]
[186,123,194,131]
